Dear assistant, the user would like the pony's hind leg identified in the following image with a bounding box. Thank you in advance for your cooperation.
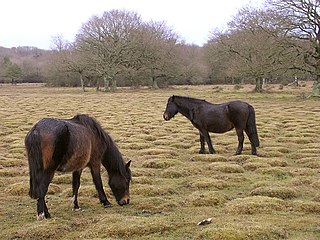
[250,142,257,155]
[235,128,244,155]
[72,170,83,211]
[35,171,54,220]
[245,129,257,155]
[90,166,112,208]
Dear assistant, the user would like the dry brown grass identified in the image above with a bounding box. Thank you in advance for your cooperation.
[0,82,319,239]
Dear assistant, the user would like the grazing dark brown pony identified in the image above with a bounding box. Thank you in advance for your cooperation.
[163,95,260,155]
[25,114,131,220]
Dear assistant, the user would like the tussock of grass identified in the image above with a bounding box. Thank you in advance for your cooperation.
[187,191,226,207]
[287,152,306,160]
[311,180,320,189]
[190,154,228,162]
[134,196,180,212]
[161,169,184,178]
[225,196,285,214]
[259,167,293,179]
[263,146,290,155]
[289,177,313,187]
[243,162,270,171]
[142,159,181,169]
[133,185,178,197]
[209,163,245,173]
[251,186,298,199]
[0,158,26,167]
[290,167,319,177]
[169,142,193,149]
[139,148,178,156]
[251,181,274,189]
[290,200,320,214]
[121,142,152,150]
[191,178,228,190]
[292,138,314,144]
[131,168,157,177]
[0,168,26,177]
[295,157,320,169]
[47,183,63,195]
[132,133,157,142]
[95,217,177,239]
[298,148,320,154]
[227,155,252,163]
[52,175,71,184]
[133,176,154,185]
[267,158,288,167]
[5,182,29,196]
[197,226,288,240]
[257,149,283,158]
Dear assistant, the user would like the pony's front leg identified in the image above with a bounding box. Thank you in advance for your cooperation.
[199,132,206,154]
[72,170,83,211]
[202,130,216,154]
[90,166,112,208]
[37,197,51,220]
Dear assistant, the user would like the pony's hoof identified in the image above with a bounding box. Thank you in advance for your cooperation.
[37,212,46,221]
[102,201,112,208]
[73,207,82,212]
[104,203,112,208]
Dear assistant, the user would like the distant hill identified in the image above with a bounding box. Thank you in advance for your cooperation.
[0,46,51,83]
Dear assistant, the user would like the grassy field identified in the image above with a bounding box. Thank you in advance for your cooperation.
[0,83,319,239]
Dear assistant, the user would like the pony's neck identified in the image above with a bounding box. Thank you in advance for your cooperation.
[174,97,203,120]
[102,136,125,177]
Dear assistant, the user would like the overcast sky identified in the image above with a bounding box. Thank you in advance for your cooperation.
[0,0,265,50]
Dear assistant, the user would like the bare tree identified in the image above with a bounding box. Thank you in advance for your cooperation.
[138,20,179,88]
[75,10,143,91]
[206,6,303,90]
[176,44,208,85]
[50,36,89,91]
[267,0,320,96]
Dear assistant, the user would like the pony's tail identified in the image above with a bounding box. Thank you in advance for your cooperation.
[246,105,260,147]
[25,128,44,199]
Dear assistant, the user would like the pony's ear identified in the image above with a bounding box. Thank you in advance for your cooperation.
[126,160,131,168]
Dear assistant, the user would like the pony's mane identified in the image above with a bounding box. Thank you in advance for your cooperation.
[171,95,206,104]
[71,114,128,178]
[72,114,109,142]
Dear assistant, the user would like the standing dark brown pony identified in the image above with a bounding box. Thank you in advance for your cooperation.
[25,114,131,220]
[163,95,259,155]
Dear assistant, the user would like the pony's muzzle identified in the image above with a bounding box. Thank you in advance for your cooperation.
[163,112,169,121]
[118,196,130,206]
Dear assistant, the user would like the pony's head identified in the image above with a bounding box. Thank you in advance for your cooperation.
[108,160,132,206]
[163,96,178,121]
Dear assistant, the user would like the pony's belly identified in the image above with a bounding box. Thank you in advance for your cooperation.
[208,125,234,133]
[57,155,90,172]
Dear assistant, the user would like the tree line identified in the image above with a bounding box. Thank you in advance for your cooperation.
[1,0,319,96]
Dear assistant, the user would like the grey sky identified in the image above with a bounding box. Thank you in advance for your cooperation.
[0,0,265,49]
